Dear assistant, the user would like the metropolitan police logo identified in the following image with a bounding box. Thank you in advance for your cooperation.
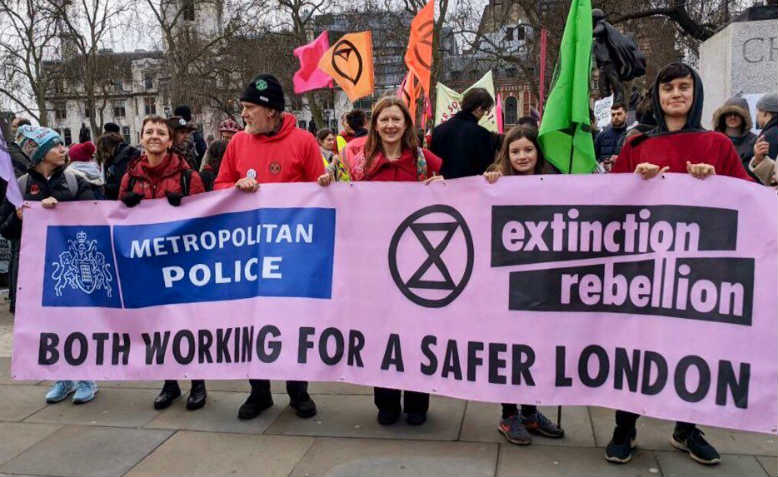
[51,230,113,297]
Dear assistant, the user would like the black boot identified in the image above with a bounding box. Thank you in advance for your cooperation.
[238,380,274,420]
[186,380,207,411]
[154,380,181,410]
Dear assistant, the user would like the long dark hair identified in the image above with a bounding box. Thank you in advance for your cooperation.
[203,140,228,171]
[491,125,546,175]
[363,96,418,172]
[95,132,124,167]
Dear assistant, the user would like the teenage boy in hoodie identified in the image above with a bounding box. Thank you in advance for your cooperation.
[609,63,752,467]
[214,73,322,421]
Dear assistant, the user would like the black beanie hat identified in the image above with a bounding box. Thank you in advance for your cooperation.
[174,105,192,122]
[104,122,120,133]
[240,74,285,111]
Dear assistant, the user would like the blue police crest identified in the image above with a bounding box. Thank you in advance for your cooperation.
[51,230,113,297]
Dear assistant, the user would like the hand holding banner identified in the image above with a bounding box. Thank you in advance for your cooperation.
[319,31,375,103]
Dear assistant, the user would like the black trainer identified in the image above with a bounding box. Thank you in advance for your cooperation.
[289,396,317,418]
[671,426,721,465]
[237,393,273,420]
[605,426,637,464]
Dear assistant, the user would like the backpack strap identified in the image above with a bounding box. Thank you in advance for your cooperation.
[180,168,192,197]
[415,147,428,181]
[17,174,29,195]
[63,170,78,197]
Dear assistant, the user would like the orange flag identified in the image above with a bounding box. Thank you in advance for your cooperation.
[319,31,375,103]
[398,70,422,123]
[404,0,434,96]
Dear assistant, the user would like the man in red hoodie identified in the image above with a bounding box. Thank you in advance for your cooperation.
[607,63,752,467]
[214,74,322,420]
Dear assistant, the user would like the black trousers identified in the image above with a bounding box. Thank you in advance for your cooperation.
[8,239,19,313]
[501,403,537,419]
[616,410,695,433]
[374,387,429,414]
[249,379,309,401]
[163,379,204,390]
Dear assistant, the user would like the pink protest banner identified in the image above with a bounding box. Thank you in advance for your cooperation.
[11,174,778,434]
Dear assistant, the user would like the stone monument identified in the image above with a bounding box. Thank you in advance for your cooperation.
[700,5,778,129]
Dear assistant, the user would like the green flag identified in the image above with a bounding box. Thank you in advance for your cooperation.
[538,0,597,174]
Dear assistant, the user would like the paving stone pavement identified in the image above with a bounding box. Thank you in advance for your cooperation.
[0,308,774,477]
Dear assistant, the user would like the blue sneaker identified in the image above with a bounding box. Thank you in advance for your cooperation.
[72,381,98,404]
[45,380,76,403]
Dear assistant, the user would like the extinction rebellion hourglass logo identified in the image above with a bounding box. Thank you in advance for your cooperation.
[388,205,474,308]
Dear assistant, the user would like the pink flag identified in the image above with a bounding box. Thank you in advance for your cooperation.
[293,31,333,94]
[0,134,22,207]
[496,93,504,133]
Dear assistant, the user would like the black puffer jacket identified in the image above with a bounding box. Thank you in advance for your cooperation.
[0,168,95,240]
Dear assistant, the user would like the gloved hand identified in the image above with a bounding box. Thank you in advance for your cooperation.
[166,192,183,207]
[121,192,143,208]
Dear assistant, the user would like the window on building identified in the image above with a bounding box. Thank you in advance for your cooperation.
[516,26,526,40]
[122,126,131,145]
[298,120,307,130]
[84,103,93,119]
[182,0,195,21]
[505,67,518,77]
[62,128,72,146]
[113,101,126,118]
[504,28,514,42]
[450,70,461,80]
[144,96,156,115]
[354,97,375,112]
[55,102,67,120]
[144,73,153,90]
[523,91,531,116]
[469,69,479,80]
[504,96,518,125]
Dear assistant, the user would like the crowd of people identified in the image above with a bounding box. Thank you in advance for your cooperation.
[2,61,776,467]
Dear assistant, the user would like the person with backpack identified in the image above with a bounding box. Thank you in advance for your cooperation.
[117,115,206,411]
[319,96,443,426]
[0,125,98,404]
[482,125,565,446]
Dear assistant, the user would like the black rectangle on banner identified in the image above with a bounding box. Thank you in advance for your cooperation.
[508,257,754,326]
[492,205,738,266]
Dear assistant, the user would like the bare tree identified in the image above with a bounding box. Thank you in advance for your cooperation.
[46,0,133,135]
[0,0,62,125]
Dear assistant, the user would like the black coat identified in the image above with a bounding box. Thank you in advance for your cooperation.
[759,115,778,161]
[104,142,140,200]
[0,167,95,240]
[430,111,499,179]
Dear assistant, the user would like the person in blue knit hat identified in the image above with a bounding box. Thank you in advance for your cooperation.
[1,125,98,405]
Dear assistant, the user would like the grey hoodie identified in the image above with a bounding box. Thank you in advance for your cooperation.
[67,161,104,186]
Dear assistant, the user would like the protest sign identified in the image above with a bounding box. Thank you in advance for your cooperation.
[12,175,777,434]
[434,71,498,131]
[594,94,614,129]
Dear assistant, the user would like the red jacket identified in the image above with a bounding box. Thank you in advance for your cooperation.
[214,113,324,188]
[613,131,753,181]
[119,152,205,200]
[351,147,442,182]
